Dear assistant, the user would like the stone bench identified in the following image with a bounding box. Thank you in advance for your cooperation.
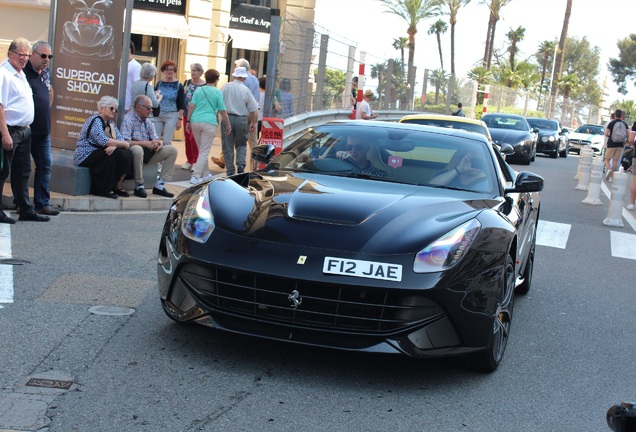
[38,149,157,196]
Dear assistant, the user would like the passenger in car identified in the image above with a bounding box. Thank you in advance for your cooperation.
[430,149,489,191]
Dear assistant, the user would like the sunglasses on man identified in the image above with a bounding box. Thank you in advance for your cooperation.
[34,52,53,60]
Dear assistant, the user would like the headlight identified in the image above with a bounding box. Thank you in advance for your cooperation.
[413,219,481,273]
[541,136,555,143]
[181,186,215,243]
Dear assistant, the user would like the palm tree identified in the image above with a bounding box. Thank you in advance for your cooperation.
[558,72,580,123]
[439,0,471,77]
[481,0,512,69]
[380,0,442,108]
[429,68,448,104]
[427,20,447,71]
[371,61,388,107]
[467,65,493,104]
[392,37,409,74]
[536,40,558,102]
[506,26,525,73]
[548,0,573,118]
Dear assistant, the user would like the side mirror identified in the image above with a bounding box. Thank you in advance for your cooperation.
[251,144,276,164]
[500,143,515,156]
[532,127,540,133]
[562,128,569,134]
[505,171,544,193]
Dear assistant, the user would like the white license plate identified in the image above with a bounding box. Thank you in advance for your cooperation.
[323,257,403,282]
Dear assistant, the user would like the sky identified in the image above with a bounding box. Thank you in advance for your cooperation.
[313,0,636,105]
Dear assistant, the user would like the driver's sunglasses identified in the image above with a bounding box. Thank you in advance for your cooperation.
[109,106,118,113]
[142,105,153,110]
[34,52,53,59]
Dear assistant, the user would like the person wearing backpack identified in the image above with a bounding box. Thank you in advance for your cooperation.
[604,109,629,181]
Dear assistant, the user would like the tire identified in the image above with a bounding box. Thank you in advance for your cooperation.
[515,235,536,295]
[560,146,568,158]
[470,254,515,373]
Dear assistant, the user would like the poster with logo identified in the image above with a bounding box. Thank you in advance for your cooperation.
[50,0,126,150]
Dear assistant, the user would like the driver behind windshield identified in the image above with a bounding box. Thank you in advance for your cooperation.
[336,136,387,177]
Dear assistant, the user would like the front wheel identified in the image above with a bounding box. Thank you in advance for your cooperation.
[470,254,515,373]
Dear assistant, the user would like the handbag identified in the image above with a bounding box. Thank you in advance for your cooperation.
[149,82,161,117]
[142,147,156,164]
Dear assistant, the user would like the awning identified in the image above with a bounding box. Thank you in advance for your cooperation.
[229,29,270,52]
[131,9,189,39]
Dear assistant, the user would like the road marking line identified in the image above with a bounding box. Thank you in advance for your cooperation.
[537,220,571,249]
[610,231,636,260]
[0,224,13,304]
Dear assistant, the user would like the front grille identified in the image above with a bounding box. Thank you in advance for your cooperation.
[178,264,442,334]
[569,139,590,146]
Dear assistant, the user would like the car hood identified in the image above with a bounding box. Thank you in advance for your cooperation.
[488,128,531,145]
[204,171,502,254]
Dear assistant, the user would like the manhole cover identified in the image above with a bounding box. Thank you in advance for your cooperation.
[0,259,30,265]
[26,378,73,390]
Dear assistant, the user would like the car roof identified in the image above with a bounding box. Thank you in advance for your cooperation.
[324,120,491,144]
[481,113,525,119]
[399,113,492,140]
[400,113,486,127]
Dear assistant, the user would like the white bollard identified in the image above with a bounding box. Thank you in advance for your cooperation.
[575,147,594,180]
[583,158,604,205]
[603,168,628,227]
[575,149,594,190]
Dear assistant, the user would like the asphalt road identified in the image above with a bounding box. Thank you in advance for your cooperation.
[0,153,634,432]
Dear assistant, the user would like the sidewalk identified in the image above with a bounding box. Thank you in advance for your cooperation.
[1,135,227,213]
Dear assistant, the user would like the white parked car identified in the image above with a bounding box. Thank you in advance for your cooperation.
[567,124,605,154]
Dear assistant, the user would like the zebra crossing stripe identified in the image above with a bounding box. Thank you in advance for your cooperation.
[610,231,636,260]
[536,220,571,249]
[0,224,13,305]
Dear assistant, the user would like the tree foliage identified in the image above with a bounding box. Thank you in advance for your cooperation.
[609,34,636,94]
[379,0,443,108]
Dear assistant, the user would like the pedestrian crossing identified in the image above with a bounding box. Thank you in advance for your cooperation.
[537,218,636,261]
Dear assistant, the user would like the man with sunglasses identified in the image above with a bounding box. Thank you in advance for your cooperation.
[24,40,58,216]
[336,136,387,177]
[0,37,49,223]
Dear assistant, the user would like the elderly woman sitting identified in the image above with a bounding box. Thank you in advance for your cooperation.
[130,62,163,113]
[74,96,134,198]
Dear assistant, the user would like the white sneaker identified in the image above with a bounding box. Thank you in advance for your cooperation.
[190,176,203,185]
[181,162,192,170]
[627,204,635,210]
[202,173,214,182]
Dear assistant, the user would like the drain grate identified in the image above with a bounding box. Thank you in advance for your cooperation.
[26,378,73,390]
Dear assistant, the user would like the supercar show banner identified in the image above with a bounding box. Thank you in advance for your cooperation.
[50,0,126,150]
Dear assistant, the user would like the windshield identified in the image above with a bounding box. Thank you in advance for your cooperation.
[574,125,604,135]
[482,115,528,131]
[266,124,497,194]
[527,119,558,130]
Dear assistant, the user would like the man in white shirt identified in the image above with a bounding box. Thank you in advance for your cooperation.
[235,58,260,151]
[355,89,378,120]
[221,67,259,176]
[0,37,49,223]
[125,41,141,112]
